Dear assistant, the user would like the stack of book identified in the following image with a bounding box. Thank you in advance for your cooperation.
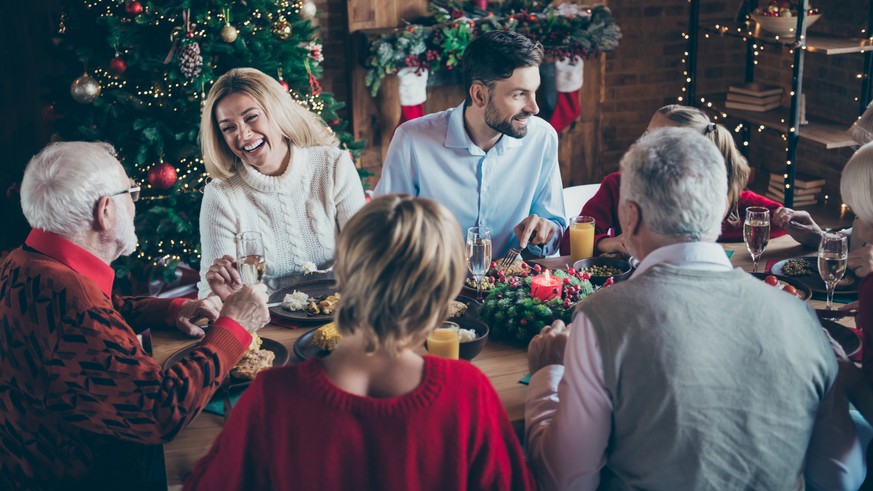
[766,173,825,207]
[725,83,783,112]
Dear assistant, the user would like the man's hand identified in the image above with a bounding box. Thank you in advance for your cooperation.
[175,296,223,337]
[772,207,823,247]
[848,244,873,278]
[205,255,242,301]
[514,214,557,250]
[597,234,628,257]
[219,284,270,334]
[528,320,569,375]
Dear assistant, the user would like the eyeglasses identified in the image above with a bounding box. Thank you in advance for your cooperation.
[109,179,141,202]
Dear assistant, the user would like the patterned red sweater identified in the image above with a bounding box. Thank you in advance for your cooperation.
[559,171,786,254]
[0,230,251,490]
[185,356,536,491]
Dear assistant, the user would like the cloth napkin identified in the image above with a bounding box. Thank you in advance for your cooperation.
[204,387,245,416]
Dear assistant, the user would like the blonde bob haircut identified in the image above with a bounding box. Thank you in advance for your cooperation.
[840,142,873,224]
[200,67,338,180]
[334,194,465,355]
[657,104,750,221]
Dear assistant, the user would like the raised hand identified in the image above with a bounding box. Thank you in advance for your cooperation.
[205,254,243,301]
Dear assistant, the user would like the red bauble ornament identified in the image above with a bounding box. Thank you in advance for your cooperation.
[125,1,143,15]
[279,80,289,91]
[148,163,177,190]
[109,56,127,74]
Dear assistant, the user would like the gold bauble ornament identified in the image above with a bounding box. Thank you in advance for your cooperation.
[70,74,101,104]
[271,19,292,40]
[220,23,238,43]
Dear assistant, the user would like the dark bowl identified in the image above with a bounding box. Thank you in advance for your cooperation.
[456,317,489,361]
[751,272,813,301]
[573,257,633,285]
[425,317,490,361]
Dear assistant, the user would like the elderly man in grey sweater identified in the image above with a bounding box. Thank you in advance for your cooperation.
[525,127,865,491]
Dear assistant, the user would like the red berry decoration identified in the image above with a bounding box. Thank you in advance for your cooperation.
[109,56,127,74]
[603,277,615,287]
[582,272,591,280]
[125,1,143,16]
[521,272,528,278]
[563,277,571,285]
[148,162,177,190]
[567,268,576,275]
[279,80,290,91]
[533,264,542,273]
[521,263,529,269]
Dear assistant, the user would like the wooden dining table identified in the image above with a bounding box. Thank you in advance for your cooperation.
[154,234,857,488]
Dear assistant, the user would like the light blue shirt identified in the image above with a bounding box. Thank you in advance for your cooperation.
[374,102,566,258]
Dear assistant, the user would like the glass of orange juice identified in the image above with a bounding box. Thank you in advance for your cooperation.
[569,216,595,263]
[426,326,459,359]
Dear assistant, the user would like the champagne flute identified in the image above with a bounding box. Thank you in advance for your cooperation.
[743,207,770,273]
[465,227,492,301]
[236,231,266,285]
[818,233,848,311]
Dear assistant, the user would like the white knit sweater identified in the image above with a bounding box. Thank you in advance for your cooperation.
[197,145,366,297]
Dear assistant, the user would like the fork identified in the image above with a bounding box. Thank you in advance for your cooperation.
[498,247,521,272]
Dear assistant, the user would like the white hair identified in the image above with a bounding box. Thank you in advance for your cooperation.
[620,127,727,241]
[840,142,873,224]
[20,141,126,241]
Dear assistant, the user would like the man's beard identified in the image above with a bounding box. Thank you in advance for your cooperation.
[116,204,138,257]
[484,99,531,139]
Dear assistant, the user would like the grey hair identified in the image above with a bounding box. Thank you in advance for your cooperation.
[20,141,125,241]
[619,127,727,241]
[840,142,873,223]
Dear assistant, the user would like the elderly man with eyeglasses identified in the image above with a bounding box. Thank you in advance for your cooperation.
[0,141,270,490]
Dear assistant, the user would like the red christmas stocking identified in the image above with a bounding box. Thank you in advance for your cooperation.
[397,67,428,125]
[549,56,584,132]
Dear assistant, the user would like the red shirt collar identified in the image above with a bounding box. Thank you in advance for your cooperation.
[25,229,115,297]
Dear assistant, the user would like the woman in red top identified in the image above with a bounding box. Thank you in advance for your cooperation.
[560,105,786,256]
[186,195,535,491]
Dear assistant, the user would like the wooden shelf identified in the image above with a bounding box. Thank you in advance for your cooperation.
[700,20,873,55]
[699,93,856,149]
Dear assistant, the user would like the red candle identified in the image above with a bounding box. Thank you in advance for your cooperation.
[530,270,562,302]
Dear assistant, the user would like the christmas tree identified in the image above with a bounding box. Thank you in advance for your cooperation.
[46,0,366,284]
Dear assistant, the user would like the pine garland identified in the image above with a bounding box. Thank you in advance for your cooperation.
[365,2,621,96]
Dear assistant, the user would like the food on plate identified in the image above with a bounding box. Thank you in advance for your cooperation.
[762,275,805,299]
[281,290,311,311]
[231,334,275,380]
[307,292,341,315]
[781,258,814,277]
[302,261,318,275]
[579,265,624,277]
[465,276,495,291]
[448,300,468,318]
[313,322,342,352]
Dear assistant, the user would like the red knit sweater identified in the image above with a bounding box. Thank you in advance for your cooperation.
[185,356,536,491]
[0,229,252,490]
[559,171,786,254]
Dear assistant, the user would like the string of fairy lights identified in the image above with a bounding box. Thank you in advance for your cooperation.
[680,6,872,208]
[65,0,323,268]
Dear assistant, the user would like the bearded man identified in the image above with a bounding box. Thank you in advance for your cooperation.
[374,30,566,258]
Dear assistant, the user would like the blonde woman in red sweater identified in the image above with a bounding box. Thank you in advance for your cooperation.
[186,195,535,491]
[561,105,786,256]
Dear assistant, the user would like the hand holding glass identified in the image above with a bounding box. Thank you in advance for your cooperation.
[743,207,770,273]
[818,233,848,311]
[236,231,265,285]
[466,227,492,301]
